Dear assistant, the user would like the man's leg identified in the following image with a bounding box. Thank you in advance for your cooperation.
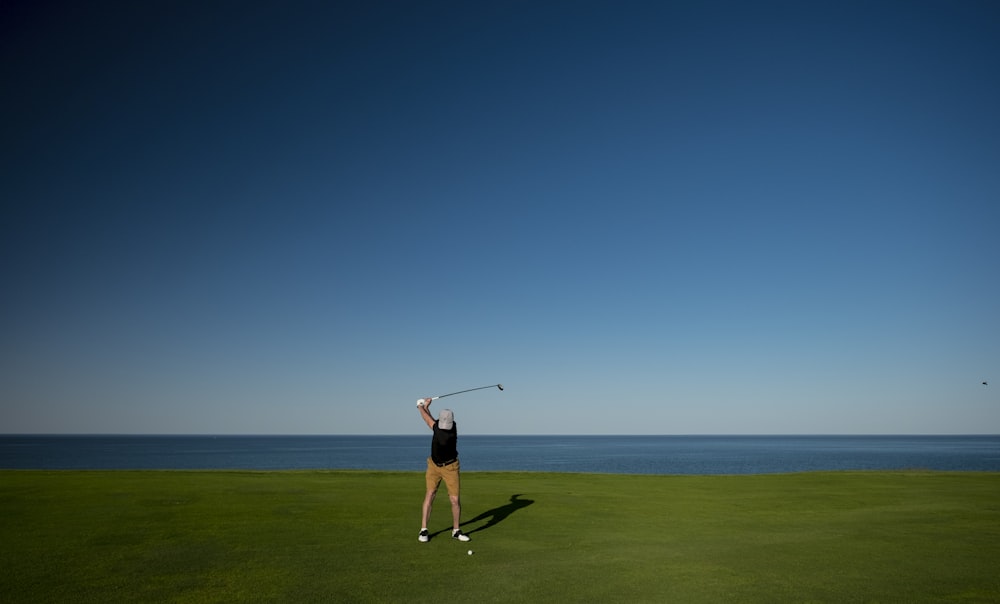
[422,487,438,528]
[424,461,445,524]
[441,462,469,540]
[420,459,442,541]
[449,493,461,529]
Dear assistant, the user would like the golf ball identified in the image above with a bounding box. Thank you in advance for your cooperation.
[467,550,473,555]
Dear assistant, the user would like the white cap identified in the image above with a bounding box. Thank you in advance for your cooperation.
[438,409,454,430]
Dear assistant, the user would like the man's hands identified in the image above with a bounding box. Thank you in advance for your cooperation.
[416,398,432,409]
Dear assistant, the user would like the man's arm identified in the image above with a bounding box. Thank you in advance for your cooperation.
[417,399,436,430]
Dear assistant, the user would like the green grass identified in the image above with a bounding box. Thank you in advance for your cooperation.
[2,470,998,603]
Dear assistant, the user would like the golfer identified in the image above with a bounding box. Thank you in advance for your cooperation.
[417,398,471,543]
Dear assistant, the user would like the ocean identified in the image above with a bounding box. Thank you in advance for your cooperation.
[2,435,999,474]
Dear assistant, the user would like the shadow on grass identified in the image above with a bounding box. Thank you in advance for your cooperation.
[429,494,535,540]
[463,494,534,535]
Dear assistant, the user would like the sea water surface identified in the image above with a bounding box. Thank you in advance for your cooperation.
[2,435,999,474]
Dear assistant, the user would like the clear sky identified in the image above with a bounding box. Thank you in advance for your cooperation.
[2,1,998,435]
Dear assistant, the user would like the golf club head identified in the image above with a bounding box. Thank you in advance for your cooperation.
[497,384,504,391]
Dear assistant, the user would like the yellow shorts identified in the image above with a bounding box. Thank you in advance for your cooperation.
[425,457,461,497]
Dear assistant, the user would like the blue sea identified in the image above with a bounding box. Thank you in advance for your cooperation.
[2,435,999,474]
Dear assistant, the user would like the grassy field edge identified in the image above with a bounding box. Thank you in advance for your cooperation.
[2,470,998,603]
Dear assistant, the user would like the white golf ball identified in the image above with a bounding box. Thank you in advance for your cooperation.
[467,550,473,555]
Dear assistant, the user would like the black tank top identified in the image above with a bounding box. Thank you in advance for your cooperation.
[431,421,458,464]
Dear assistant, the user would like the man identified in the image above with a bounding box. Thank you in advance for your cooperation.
[416,397,471,543]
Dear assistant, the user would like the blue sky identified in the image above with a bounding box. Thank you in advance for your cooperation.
[2,1,998,435]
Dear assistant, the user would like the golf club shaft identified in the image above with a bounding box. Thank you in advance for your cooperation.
[432,384,502,401]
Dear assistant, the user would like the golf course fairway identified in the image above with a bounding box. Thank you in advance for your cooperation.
[2,470,998,602]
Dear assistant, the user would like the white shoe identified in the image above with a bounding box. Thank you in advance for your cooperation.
[452,529,470,542]
[418,529,429,543]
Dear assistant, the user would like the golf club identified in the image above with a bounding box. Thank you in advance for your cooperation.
[417,384,503,406]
